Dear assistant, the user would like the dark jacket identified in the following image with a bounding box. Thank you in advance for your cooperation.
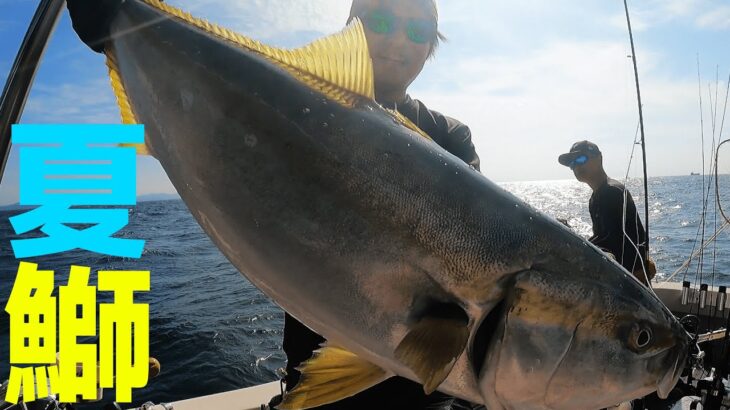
[384,95,480,172]
[282,96,482,409]
[589,178,647,273]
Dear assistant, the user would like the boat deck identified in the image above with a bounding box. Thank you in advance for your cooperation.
[139,381,280,410]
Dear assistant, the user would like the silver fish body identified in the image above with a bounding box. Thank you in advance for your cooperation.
[89,1,690,408]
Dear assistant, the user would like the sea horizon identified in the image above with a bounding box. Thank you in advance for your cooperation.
[1,172,728,208]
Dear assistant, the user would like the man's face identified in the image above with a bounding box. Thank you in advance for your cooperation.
[355,0,435,95]
[571,154,600,182]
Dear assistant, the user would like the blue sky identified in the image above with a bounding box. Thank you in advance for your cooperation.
[0,0,729,205]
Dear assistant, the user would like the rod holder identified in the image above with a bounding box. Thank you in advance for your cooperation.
[682,281,691,306]
[718,286,727,312]
[699,284,708,309]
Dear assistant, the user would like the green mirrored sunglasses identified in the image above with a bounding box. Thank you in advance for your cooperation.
[362,9,437,45]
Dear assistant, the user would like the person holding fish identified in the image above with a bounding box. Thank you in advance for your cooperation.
[280,0,482,409]
[558,141,656,286]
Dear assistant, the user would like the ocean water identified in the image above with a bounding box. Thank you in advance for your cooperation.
[0,174,728,408]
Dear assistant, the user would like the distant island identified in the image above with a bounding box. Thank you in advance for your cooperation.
[0,193,181,210]
[138,193,181,202]
[690,172,700,176]
[0,203,32,211]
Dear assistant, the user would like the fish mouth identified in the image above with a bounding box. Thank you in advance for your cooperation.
[656,332,690,398]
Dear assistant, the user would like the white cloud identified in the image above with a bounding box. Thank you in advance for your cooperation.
[412,39,708,182]
[608,11,650,33]
[607,0,730,31]
[19,76,178,196]
[165,0,351,43]
[660,0,705,18]
[22,78,120,124]
[606,0,707,32]
[696,6,730,30]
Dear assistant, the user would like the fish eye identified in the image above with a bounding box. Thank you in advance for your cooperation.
[636,329,652,348]
[625,323,654,351]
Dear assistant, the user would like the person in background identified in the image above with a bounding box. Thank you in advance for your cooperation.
[558,140,655,285]
[280,0,482,409]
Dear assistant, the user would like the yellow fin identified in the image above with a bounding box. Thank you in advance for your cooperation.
[284,19,375,101]
[394,317,468,394]
[385,108,433,141]
[105,49,151,156]
[139,0,373,107]
[279,345,388,410]
[136,0,433,138]
[116,0,427,145]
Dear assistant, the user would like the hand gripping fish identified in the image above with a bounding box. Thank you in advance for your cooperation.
[65,1,690,408]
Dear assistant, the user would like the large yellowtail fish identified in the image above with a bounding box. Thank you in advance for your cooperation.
[65,1,689,408]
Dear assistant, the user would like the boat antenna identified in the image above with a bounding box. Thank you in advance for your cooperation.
[0,0,65,184]
[622,0,650,255]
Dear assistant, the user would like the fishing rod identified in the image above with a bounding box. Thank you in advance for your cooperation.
[718,140,730,225]
[0,0,66,184]
[717,70,730,225]
[622,0,651,256]
[674,89,730,410]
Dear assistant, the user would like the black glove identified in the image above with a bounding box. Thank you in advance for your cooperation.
[66,0,125,53]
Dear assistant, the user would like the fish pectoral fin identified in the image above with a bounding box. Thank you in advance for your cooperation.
[394,316,469,394]
[279,345,389,410]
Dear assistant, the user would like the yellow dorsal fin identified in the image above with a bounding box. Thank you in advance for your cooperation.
[385,108,433,141]
[139,0,373,106]
[113,0,430,144]
[285,19,375,101]
[279,344,389,410]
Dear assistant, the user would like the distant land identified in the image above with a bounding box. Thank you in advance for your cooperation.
[137,193,181,202]
[0,203,32,211]
[0,193,181,210]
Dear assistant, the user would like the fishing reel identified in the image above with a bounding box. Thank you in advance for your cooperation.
[667,314,730,410]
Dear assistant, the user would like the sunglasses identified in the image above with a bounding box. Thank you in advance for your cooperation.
[569,155,590,169]
[361,9,437,45]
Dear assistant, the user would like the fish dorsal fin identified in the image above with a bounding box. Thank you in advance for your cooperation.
[285,19,375,102]
[279,344,389,409]
[394,315,469,394]
[138,0,374,106]
[110,0,429,149]
[385,108,433,141]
